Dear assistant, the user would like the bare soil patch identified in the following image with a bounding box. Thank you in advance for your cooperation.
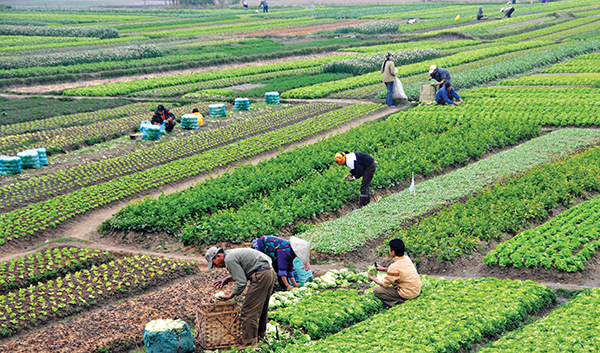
[227,83,266,91]
[0,270,230,353]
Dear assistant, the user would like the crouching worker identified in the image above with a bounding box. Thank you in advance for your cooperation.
[368,238,421,307]
[436,82,464,106]
[192,107,204,127]
[207,247,275,348]
[152,104,176,132]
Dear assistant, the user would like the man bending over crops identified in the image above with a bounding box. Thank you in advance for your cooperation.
[435,82,465,106]
[368,238,421,307]
[207,247,276,348]
[428,65,451,89]
[335,151,377,208]
[151,104,176,132]
[500,7,515,18]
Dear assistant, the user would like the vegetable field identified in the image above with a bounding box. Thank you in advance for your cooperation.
[1,0,600,351]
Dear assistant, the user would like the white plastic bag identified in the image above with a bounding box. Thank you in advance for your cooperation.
[393,76,407,99]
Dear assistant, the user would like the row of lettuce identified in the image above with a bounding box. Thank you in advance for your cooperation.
[0,103,384,244]
[0,248,198,338]
[0,103,340,210]
[101,86,600,273]
[268,275,600,353]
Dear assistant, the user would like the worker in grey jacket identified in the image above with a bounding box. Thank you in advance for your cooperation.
[207,247,276,347]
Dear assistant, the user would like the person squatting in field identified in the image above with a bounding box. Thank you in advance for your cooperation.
[435,81,465,106]
[192,107,204,127]
[251,235,312,290]
[381,52,397,108]
[208,247,276,348]
[151,104,176,132]
[428,65,451,89]
[335,151,377,208]
[477,7,486,20]
[368,238,422,307]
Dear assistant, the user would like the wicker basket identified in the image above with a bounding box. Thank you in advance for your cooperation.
[195,302,243,349]
[419,84,436,102]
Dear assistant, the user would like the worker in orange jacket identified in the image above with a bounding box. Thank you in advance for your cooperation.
[151,104,176,132]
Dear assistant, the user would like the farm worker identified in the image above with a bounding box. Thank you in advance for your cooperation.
[368,238,421,308]
[381,52,396,108]
[435,82,464,106]
[242,0,248,9]
[192,107,204,127]
[151,104,176,132]
[428,65,451,89]
[251,235,311,290]
[476,7,486,20]
[500,7,515,18]
[335,151,377,208]
[258,0,268,12]
[207,247,276,347]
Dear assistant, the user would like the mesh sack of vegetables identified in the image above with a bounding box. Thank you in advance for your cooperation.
[143,319,194,353]
[142,125,161,140]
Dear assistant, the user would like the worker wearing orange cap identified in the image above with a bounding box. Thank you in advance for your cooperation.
[335,151,377,208]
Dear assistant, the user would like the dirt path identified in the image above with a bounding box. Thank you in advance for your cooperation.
[9,51,354,94]
[1,102,399,262]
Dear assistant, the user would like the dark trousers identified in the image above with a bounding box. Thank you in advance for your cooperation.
[263,5,268,12]
[360,161,377,198]
[165,120,176,132]
[240,269,275,344]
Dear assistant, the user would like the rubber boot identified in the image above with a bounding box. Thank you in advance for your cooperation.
[359,194,370,208]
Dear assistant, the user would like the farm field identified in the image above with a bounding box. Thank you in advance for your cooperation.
[1,0,600,351]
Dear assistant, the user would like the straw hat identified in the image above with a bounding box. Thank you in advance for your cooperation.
[290,236,311,265]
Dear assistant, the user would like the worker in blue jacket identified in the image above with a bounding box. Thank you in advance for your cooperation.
[428,65,451,89]
[335,152,377,208]
[435,82,465,106]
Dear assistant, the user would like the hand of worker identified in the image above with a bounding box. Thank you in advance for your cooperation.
[217,292,234,301]
[367,272,377,282]
[348,176,356,182]
[213,277,230,289]
[375,264,387,272]
[459,99,465,104]
[427,77,432,81]
[454,102,460,106]
[168,118,173,122]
